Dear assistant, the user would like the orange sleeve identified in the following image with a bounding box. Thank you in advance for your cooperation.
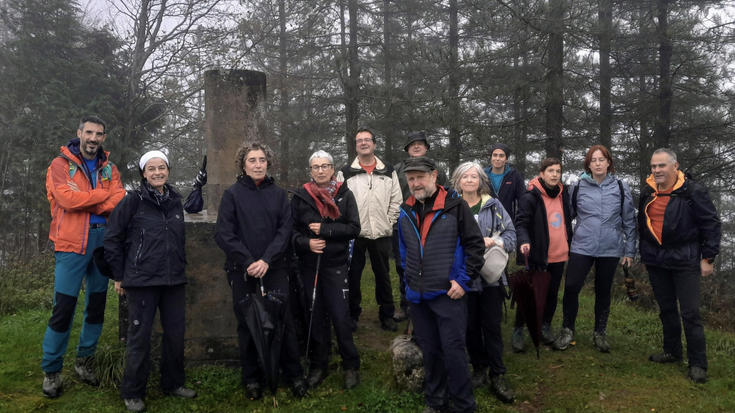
[46,158,111,211]
[87,164,126,216]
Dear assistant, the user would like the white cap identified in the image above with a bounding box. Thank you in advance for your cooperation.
[139,150,169,170]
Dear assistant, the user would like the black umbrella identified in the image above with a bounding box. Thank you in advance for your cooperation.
[508,253,551,358]
[240,277,289,406]
[184,155,207,213]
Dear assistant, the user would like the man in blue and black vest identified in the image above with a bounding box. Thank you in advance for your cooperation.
[398,157,484,413]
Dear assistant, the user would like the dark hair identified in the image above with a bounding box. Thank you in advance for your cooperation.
[79,116,106,134]
[236,141,274,176]
[584,145,615,174]
[539,157,562,173]
[355,127,375,143]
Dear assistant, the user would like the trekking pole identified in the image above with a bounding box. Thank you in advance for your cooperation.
[304,255,322,373]
[623,262,638,302]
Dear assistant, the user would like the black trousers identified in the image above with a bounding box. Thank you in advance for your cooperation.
[561,253,619,332]
[515,261,565,328]
[303,263,360,371]
[391,225,409,311]
[647,265,707,370]
[227,267,303,385]
[348,236,395,322]
[411,294,476,413]
[466,287,506,376]
[121,284,186,399]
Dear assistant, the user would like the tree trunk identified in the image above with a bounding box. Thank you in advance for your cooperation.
[447,0,461,171]
[655,0,672,148]
[599,0,612,148]
[383,0,396,164]
[341,0,360,160]
[545,0,564,159]
[278,0,289,183]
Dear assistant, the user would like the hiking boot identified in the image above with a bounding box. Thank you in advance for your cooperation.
[421,406,449,413]
[344,368,360,389]
[381,318,398,332]
[163,386,197,398]
[124,398,146,412]
[489,374,515,404]
[541,323,555,345]
[305,368,328,388]
[245,383,262,400]
[553,327,574,351]
[689,366,707,384]
[74,356,100,387]
[511,327,526,353]
[394,308,409,322]
[593,330,611,353]
[648,353,682,364]
[291,378,308,398]
[42,371,63,398]
[471,367,487,389]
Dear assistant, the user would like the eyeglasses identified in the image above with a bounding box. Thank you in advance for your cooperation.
[310,164,333,171]
[356,138,373,144]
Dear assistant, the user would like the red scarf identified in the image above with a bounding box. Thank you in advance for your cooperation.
[304,179,342,219]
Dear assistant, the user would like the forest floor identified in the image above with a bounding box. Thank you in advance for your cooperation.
[2,263,735,413]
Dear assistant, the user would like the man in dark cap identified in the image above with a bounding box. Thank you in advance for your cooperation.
[397,156,484,413]
[392,131,448,321]
[483,143,525,222]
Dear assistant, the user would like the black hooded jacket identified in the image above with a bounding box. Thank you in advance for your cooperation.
[215,175,292,272]
[104,181,187,287]
[290,183,361,268]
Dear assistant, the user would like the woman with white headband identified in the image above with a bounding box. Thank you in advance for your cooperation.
[104,150,197,412]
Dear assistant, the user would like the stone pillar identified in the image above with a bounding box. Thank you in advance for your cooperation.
[205,69,267,218]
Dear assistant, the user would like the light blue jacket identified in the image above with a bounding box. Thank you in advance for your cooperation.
[471,195,516,289]
[569,173,637,258]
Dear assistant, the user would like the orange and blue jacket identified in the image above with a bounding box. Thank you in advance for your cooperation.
[46,140,126,254]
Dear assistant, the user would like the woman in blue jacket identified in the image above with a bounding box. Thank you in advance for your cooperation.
[104,151,196,413]
[553,145,637,352]
[452,161,516,404]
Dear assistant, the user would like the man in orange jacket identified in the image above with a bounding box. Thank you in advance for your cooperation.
[42,116,126,398]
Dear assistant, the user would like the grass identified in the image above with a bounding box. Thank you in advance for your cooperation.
[2,261,735,412]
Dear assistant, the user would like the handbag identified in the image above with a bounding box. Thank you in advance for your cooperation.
[480,245,508,284]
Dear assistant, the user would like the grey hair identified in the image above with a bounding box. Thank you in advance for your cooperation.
[451,161,491,196]
[653,148,677,163]
[309,150,334,166]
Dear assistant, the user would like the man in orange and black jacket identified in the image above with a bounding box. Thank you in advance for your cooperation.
[638,148,720,384]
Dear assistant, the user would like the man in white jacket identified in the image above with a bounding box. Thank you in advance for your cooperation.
[337,128,402,332]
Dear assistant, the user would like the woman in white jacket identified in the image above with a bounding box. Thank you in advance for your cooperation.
[553,145,637,352]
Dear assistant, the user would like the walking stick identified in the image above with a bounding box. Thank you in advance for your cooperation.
[304,254,322,374]
[623,262,639,301]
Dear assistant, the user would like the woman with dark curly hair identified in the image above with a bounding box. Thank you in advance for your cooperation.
[215,142,306,400]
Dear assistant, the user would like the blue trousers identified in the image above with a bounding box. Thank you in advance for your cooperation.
[42,227,109,373]
[411,294,476,413]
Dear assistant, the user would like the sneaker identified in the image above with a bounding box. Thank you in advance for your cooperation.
[42,371,63,398]
[344,368,360,389]
[291,378,308,398]
[689,366,706,384]
[381,318,398,332]
[124,398,146,412]
[163,386,197,398]
[541,323,555,345]
[471,367,487,389]
[648,353,682,364]
[393,308,409,322]
[552,327,574,351]
[245,383,262,401]
[489,374,515,404]
[305,368,328,388]
[593,330,611,353]
[511,327,526,353]
[74,356,100,387]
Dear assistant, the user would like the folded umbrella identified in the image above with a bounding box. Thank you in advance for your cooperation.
[240,277,289,406]
[184,155,207,213]
[508,253,551,358]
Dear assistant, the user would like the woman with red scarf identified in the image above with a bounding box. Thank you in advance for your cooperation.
[290,150,362,390]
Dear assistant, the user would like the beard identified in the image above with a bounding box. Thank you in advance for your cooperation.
[412,185,436,202]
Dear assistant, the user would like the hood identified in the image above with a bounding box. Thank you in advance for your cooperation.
[645,170,685,193]
[528,176,562,197]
